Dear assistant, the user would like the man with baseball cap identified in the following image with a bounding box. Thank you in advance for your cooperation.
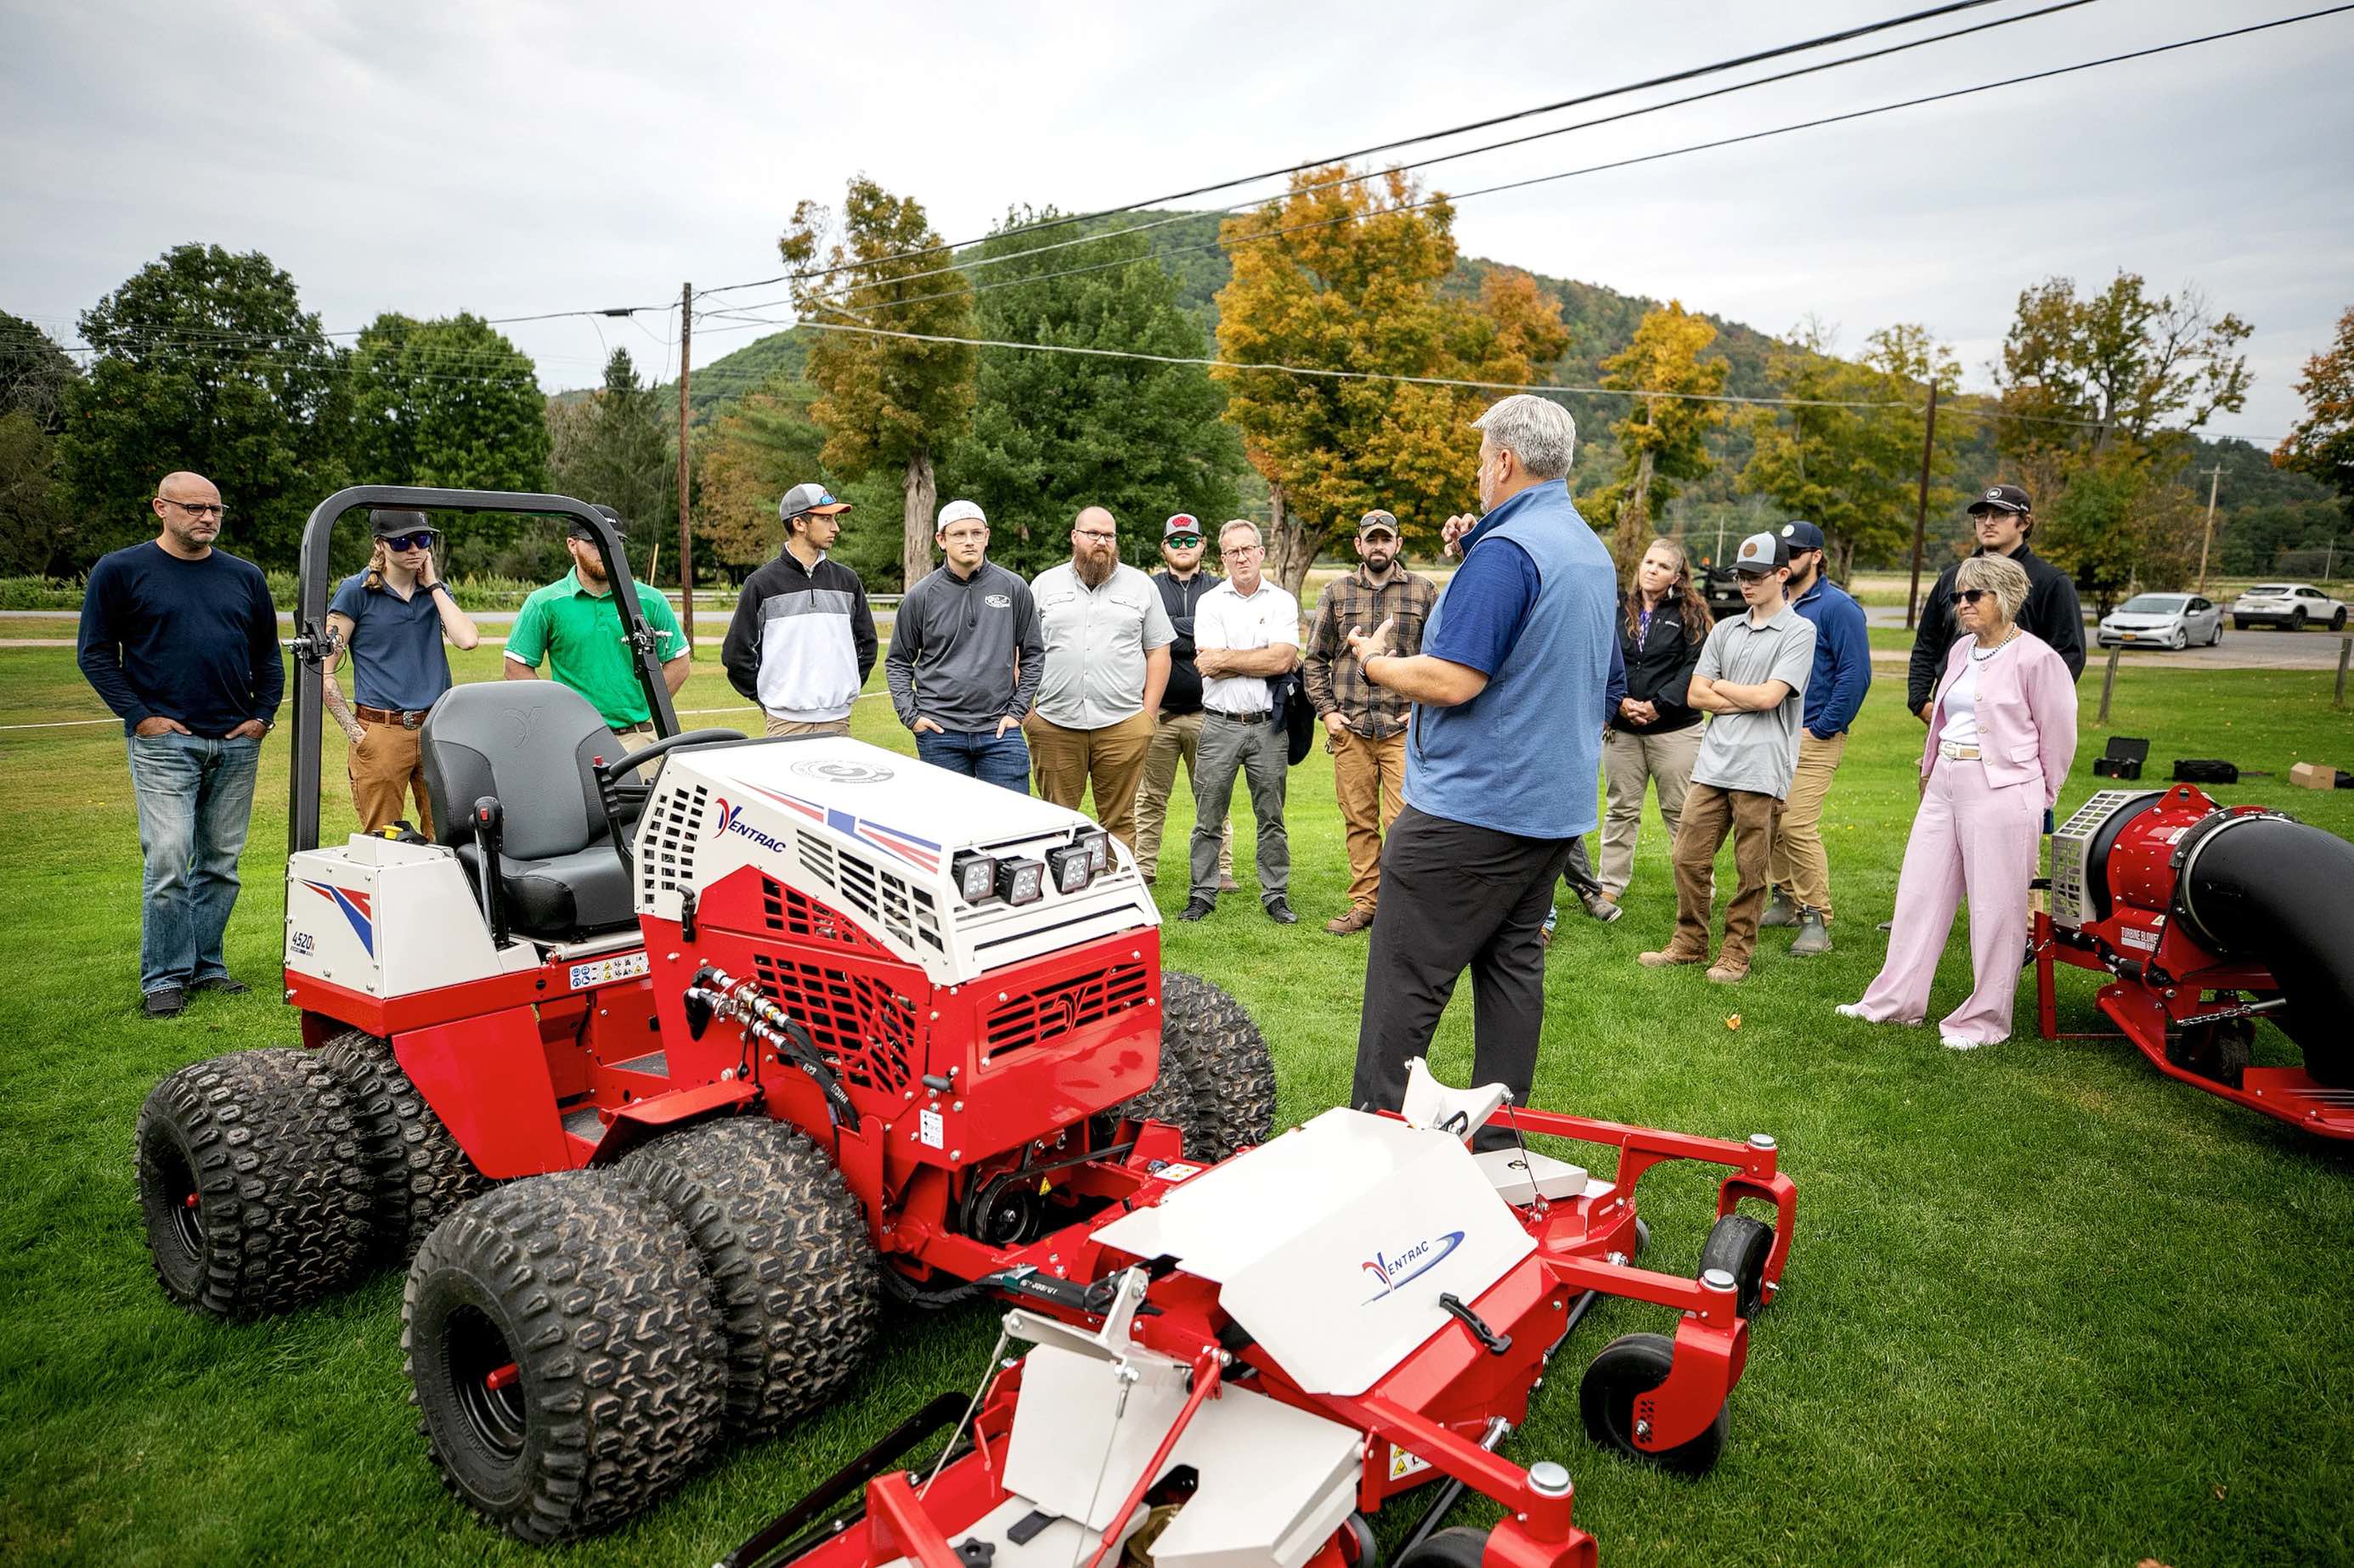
[722,482,877,736]
[322,508,481,834]
[1301,509,1437,933]
[1640,530,1815,984]
[1905,482,2084,722]
[885,499,1043,791]
[1758,520,1871,957]
[1133,513,1235,888]
[505,506,690,749]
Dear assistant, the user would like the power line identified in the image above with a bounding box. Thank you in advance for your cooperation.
[709,0,2020,293]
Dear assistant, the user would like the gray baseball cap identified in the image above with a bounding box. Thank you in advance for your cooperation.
[1733,531,1791,575]
[779,482,852,522]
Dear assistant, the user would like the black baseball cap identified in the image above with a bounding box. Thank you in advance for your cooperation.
[1968,482,2032,516]
[1778,520,1826,552]
[369,508,432,540]
[567,505,624,542]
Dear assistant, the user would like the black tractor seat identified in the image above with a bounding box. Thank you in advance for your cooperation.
[420,681,640,941]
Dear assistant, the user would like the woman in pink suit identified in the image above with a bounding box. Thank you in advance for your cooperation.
[1840,554,2077,1046]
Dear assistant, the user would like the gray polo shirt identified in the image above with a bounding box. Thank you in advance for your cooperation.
[1030,561,1175,730]
[1691,602,1817,798]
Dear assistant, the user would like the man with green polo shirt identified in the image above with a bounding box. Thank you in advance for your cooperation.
[503,514,689,747]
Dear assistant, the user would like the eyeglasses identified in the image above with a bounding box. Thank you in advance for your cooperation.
[1951,588,1990,606]
[383,532,437,552]
[1222,544,1264,557]
[158,498,226,519]
[1075,529,1118,542]
[1164,535,1202,548]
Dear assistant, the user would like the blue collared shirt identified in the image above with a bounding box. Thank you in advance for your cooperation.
[1791,574,1871,736]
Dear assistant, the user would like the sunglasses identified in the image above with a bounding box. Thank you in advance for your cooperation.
[1164,535,1202,548]
[1951,588,1990,606]
[382,532,437,552]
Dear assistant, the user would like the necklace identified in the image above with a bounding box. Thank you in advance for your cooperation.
[1971,629,2018,662]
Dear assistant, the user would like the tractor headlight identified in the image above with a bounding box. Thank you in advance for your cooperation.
[995,856,1046,906]
[1045,843,1094,895]
[1078,829,1111,876]
[951,852,999,905]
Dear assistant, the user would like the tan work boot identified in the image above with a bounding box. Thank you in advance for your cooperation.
[1324,905,1376,936]
[1705,961,1750,984]
[1636,946,1706,968]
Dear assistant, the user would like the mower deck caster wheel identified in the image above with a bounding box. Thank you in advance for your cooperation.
[1580,1331,1730,1476]
[134,1047,374,1317]
[1335,1511,1380,1568]
[403,1170,725,1542]
[1396,1526,1488,1567]
[1696,1214,1775,1318]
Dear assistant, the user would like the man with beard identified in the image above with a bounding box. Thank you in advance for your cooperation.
[1301,510,1437,934]
[1758,521,1871,957]
[1027,506,1173,851]
[505,510,691,748]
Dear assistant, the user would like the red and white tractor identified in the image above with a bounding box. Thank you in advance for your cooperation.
[131,489,1798,1561]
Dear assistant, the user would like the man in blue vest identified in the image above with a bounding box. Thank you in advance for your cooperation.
[1342,395,1617,1131]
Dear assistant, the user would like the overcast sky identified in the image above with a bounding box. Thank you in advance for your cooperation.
[5,0,2348,444]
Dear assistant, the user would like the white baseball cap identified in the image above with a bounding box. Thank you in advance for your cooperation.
[937,499,986,528]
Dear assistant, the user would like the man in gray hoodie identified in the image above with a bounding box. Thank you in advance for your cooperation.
[886,499,1045,791]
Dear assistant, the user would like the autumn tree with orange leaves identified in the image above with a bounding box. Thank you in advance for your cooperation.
[1211,166,1567,598]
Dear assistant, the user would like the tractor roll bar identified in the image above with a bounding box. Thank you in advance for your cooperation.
[285,486,680,855]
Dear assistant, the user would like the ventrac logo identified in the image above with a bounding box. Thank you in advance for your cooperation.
[708,798,790,854]
[1360,1230,1465,1302]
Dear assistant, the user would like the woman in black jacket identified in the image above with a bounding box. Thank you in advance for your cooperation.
[1598,538,1713,900]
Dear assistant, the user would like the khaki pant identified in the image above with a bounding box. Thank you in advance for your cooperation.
[349,721,432,837]
[1599,725,1702,899]
[611,721,658,753]
[765,715,850,737]
[1026,709,1155,851]
[1769,730,1849,920]
[1134,709,1231,883]
[1331,728,1408,912]
[1668,781,1778,972]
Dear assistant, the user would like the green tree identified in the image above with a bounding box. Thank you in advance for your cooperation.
[1213,166,1567,598]
[1740,321,1964,580]
[0,313,81,574]
[692,369,825,570]
[350,312,549,493]
[949,207,1245,578]
[2276,304,2354,525]
[780,178,976,589]
[546,347,674,570]
[1581,302,1729,567]
[59,243,350,567]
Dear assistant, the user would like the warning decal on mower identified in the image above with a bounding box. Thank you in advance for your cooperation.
[919,1108,945,1148]
[2119,928,2159,951]
[1389,1444,1432,1481]
[568,951,652,990]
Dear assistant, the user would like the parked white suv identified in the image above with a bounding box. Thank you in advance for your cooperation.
[2231,583,2349,631]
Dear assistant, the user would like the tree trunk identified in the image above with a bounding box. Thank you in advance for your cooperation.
[1267,482,1318,604]
[901,449,936,591]
[1612,449,1655,569]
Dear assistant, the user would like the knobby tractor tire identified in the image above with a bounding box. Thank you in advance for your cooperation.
[618,1118,880,1440]
[403,1170,726,1543]
[1579,1331,1729,1477]
[319,1029,489,1262]
[1141,972,1277,1163]
[134,1048,374,1317]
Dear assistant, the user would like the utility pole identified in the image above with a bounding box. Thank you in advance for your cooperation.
[2196,462,2222,595]
[1905,382,1939,629]
[676,282,694,651]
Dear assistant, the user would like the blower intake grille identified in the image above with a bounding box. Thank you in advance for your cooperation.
[751,952,917,1095]
[983,960,1151,1063]
[761,875,892,958]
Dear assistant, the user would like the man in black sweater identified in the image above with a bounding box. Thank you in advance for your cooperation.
[1906,482,2086,716]
[77,471,283,1017]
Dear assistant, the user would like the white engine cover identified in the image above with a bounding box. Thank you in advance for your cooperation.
[1094,1108,1538,1396]
[633,736,1158,984]
[284,835,537,996]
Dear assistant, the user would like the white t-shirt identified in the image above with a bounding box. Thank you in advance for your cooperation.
[1939,657,1981,747]
[1194,578,1301,716]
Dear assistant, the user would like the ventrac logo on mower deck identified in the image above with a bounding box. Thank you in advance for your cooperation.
[709,798,791,855]
[1360,1229,1465,1302]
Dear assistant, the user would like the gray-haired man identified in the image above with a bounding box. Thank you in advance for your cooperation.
[1178,519,1302,925]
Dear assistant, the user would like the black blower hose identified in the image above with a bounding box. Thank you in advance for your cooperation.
[2173,813,2354,1086]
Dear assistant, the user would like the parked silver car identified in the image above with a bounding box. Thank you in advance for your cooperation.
[2097,593,2223,650]
[2232,582,2349,631]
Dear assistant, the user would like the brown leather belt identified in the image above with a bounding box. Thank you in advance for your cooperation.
[356,703,431,728]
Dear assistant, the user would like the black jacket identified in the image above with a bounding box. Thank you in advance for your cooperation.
[1609,595,1705,735]
[1905,541,2086,713]
[1149,568,1222,716]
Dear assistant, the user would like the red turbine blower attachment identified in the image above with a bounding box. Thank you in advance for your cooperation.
[2036,784,2354,1138]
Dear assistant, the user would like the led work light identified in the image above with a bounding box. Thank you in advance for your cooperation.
[994,856,1047,906]
[1044,843,1094,895]
[951,852,999,905]
[1076,829,1111,876]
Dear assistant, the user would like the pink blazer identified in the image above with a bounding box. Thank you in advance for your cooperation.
[1920,632,2078,809]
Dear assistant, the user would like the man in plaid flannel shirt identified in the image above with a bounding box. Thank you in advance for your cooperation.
[1301,510,1439,934]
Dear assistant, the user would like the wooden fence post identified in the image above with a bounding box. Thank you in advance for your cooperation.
[2097,646,2120,727]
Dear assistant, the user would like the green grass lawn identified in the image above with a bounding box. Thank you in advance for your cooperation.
[3,643,2351,1568]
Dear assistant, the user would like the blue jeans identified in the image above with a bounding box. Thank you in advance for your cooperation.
[127,731,262,995]
[914,726,1030,793]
